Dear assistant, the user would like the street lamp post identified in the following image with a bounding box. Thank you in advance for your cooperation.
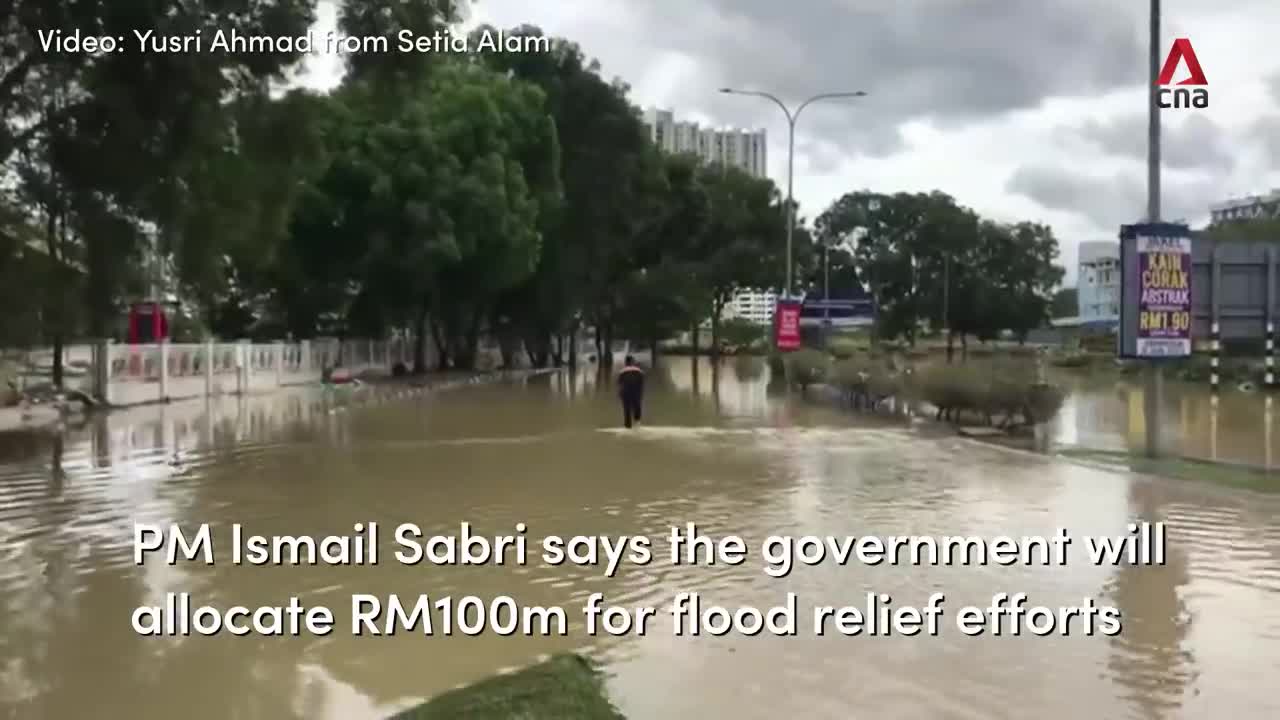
[719,88,867,299]
[1144,0,1163,458]
[822,238,831,348]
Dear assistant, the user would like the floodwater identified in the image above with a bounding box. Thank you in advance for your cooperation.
[1049,369,1280,468]
[1,358,1279,719]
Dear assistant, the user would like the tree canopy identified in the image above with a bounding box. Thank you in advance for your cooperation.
[2,2,1083,378]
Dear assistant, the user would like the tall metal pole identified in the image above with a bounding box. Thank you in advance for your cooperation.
[1148,0,1161,222]
[943,253,951,362]
[822,238,830,348]
[1144,0,1164,458]
[719,88,867,300]
[786,117,796,297]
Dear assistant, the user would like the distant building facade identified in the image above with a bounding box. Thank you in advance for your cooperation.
[642,108,767,178]
[1077,241,1120,325]
[1210,189,1280,224]
[722,288,778,325]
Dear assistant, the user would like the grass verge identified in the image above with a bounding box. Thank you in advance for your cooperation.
[388,654,626,720]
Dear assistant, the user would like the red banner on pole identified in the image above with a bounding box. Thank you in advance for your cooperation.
[774,299,802,351]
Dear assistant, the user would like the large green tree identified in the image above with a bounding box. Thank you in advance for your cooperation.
[2,0,319,384]
[817,189,1062,353]
[695,165,788,352]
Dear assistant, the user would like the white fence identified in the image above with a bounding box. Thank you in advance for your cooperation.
[4,334,551,409]
[97,337,420,407]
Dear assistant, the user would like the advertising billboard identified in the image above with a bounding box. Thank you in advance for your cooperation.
[774,299,802,351]
[1118,222,1193,358]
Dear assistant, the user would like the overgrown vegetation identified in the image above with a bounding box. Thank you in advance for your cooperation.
[916,363,1065,428]
[785,348,829,391]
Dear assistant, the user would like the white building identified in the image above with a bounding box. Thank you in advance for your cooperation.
[1210,189,1280,224]
[642,108,767,178]
[721,288,778,325]
[1077,241,1120,325]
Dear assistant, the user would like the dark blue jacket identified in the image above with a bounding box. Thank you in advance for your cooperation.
[617,365,645,398]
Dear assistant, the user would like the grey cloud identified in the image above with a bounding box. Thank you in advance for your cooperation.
[625,0,1143,157]
[1006,165,1215,230]
[1256,115,1280,164]
[1067,113,1235,172]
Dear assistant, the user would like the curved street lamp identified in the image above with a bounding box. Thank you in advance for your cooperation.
[719,88,867,298]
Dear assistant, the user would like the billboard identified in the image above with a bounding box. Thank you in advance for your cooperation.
[1118,222,1193,358]
[774,299,802,351]
[799,298,875,328]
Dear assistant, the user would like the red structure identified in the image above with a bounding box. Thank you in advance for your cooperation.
[126,301,172,344]
[774,299,802,351]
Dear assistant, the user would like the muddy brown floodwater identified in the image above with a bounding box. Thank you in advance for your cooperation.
[1,357,1279,719]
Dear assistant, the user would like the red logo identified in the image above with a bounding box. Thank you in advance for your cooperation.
[1156,38,1207,85]
[1156,38,1208,109]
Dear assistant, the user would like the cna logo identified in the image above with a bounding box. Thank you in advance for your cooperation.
[1156,38,1208,109]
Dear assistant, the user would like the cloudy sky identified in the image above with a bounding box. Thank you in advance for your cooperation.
[301,1,1280,286]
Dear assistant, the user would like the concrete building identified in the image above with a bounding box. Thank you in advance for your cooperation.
[1077,241,1120,325]
[642,108,767,179]
[1210,189,1280,224]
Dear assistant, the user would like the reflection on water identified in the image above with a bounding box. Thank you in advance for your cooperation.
[1049,371,1279,468]
[1,359,1279,719]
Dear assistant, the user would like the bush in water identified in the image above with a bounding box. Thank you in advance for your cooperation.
[826,337,861,359]
[1050,352,1091,368]
[831,358,903,409]
[917,362,1064,428]
[785,348,828,390]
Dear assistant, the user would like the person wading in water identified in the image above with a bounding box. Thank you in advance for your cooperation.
[617,355,645,428]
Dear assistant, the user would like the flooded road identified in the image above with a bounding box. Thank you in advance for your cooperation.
[2,358,1279,719]
[1048,369,1280,468]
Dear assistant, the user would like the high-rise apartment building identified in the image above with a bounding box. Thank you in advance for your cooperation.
[1077,241,1120,325]
[642,108,767,179]
[645,108,773,322]
[722,288,779,326]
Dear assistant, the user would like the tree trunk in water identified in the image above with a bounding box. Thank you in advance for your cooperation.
[44,210,64,389]
[430,319,450,370]
[463,309,482,370]
[551,333,563,367]
[649,330,659,367]
[710,303,722,358]
[690,322,700,356]
[568,320,579,369]
[51,335,65,392]
[945,329,954,365]
[594,324,603,362]
[602,323,613,368]
[961,333,968,361]
[413,306,430,374]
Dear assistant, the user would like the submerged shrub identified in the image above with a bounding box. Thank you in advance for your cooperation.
[1024,383,1066,424]
[827,338,861,359]
[786,348,829,389]
[1050,352,1091,368]
[917,362,1064,427]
